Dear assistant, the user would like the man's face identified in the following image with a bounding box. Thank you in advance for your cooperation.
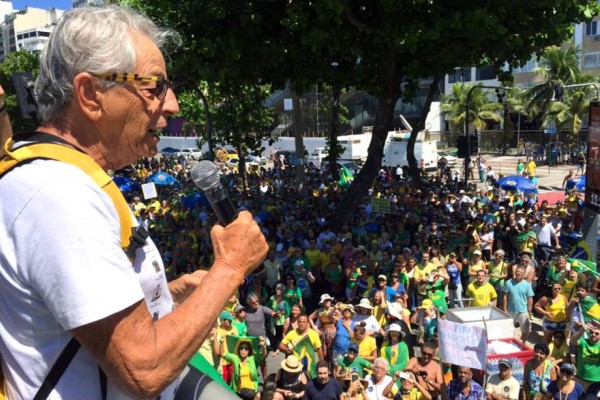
[248,297,260,310]
[457,367,472,383]
[589,328,600,344]
[515,266,526,280]
[421,254,429,264]
[98,32,179,169]
[297,316,308,333]
[499,364,511,379]
[372,363,386,380]
[476,271,486,285]
[317,367,329,384]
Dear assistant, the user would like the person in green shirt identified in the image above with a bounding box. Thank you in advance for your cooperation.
[232,304,248,337]
[572,322,600,395]
[381,323,409,375]
[426,267,449,314]
[218,337,266,398]
[334,342,371,379]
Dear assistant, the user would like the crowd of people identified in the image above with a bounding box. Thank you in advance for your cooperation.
[120,151,600,400]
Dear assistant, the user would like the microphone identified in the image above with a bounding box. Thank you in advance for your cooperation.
[191,160,238,225]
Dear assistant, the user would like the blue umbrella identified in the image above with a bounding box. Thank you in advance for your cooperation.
[566,176,586,192]
[181,192,210,209]
[148,172,179,186]
[112,175,140,194]
[494,175,538,194]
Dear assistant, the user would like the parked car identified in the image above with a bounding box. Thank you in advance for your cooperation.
[437,150,458,167]
[245,155,267,165]
[177,148,203,160]
[160,147,180,157]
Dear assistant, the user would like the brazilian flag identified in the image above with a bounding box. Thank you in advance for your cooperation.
[568,258,599,278]
[225,335,262,358]
[338,166,354,188]
[293,334,319,379]
[580,296,600,323]
[569,239,594,262]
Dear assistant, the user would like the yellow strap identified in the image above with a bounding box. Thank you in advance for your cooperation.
[0,141,132,249]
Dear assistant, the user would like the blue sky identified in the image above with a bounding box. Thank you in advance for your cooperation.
[12,0,72,10]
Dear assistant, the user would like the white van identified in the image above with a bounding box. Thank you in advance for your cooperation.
[306,134,370,168]
[382,137,438,171]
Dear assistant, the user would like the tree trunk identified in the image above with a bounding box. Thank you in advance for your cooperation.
[292,93,307,197]
[237,143,247,193]
[329,93,397,229]
[329,88,341,181]
[407,77,441,183]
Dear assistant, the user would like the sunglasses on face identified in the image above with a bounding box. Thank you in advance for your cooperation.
[559,369,574,376]
[239,347,250,351]
[93,72,171,100]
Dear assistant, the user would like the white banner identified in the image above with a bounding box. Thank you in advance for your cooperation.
[438,318,487,370]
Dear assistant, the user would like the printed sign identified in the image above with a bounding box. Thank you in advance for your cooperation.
[370,197,391,214]
[438,319,487,370]
[142,182,158,200]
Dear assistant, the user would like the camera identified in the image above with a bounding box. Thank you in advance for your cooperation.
[416,371,428,377]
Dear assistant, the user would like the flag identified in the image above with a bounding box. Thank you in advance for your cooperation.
[567,258,599,277]
[225,335,261,358]
[338,166,354,188]
[293,334,319,379]
[569,239,593,262]
[580,296,600,323]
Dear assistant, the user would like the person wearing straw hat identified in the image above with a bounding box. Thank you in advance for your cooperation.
[332,304,357,364]
[308,294,340,362]
[275,355,308,400]
[353,298,383,337]
[381,324,409,376]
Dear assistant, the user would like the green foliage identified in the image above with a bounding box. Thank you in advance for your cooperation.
[0,50,40,132]
[440,83,503,132]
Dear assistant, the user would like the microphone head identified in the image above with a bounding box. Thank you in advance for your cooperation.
[191,160,221,191]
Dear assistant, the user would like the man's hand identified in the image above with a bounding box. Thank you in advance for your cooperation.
[168,270,208,305]
[210,211,269,277]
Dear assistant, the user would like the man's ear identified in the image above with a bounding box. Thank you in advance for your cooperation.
[72,73,103,121]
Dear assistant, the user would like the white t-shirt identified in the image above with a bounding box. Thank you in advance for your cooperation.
[364,374,393,400]
[533,223,555,246]
[0,160,177,399]
[485,374,520,399]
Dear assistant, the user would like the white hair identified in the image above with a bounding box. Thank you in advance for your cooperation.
[35,5,179,124]
[372,358,389,372]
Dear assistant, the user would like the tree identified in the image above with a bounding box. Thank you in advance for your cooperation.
[124,0,599,227]
[0,49,40,132]
[440,83,503,133]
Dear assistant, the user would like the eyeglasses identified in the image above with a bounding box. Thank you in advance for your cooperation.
[93,72,171,100]
[239,347,250,352]
[559,369,574,376]
[590,331,600,336]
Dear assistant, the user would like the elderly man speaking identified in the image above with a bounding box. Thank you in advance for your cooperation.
[0,5,267,400]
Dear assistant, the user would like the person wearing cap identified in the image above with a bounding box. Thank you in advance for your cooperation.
[371,273,404,303]
[410,299,438,344]
[304,360,344,400]
[215,310,239,384]
[232,304,248,337]
[570,319,600,398]
[406,342,443,399]
[466,270,497,307]
[485,358,520,400]
[467,249,487,284]
[544,362,584,400]
[308,294,339,362]
[275,355,308,399]
[335,342,372,379]
[381,323,409,375]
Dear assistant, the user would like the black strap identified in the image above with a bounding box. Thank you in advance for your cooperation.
[33,337,80,400]
[99,367,107,400]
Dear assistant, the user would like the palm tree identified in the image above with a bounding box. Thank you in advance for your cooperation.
[440,83,503,133]
[526,43,582,117]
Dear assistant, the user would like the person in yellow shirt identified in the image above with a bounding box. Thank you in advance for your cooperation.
[414,253,438,300]
[526,159,537,178]
[352,323,377,362]
[278,314,324,378]
[465,271,497,307]
[533,283,568,344]
[467,250,487,284]
[305,239,323,273]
